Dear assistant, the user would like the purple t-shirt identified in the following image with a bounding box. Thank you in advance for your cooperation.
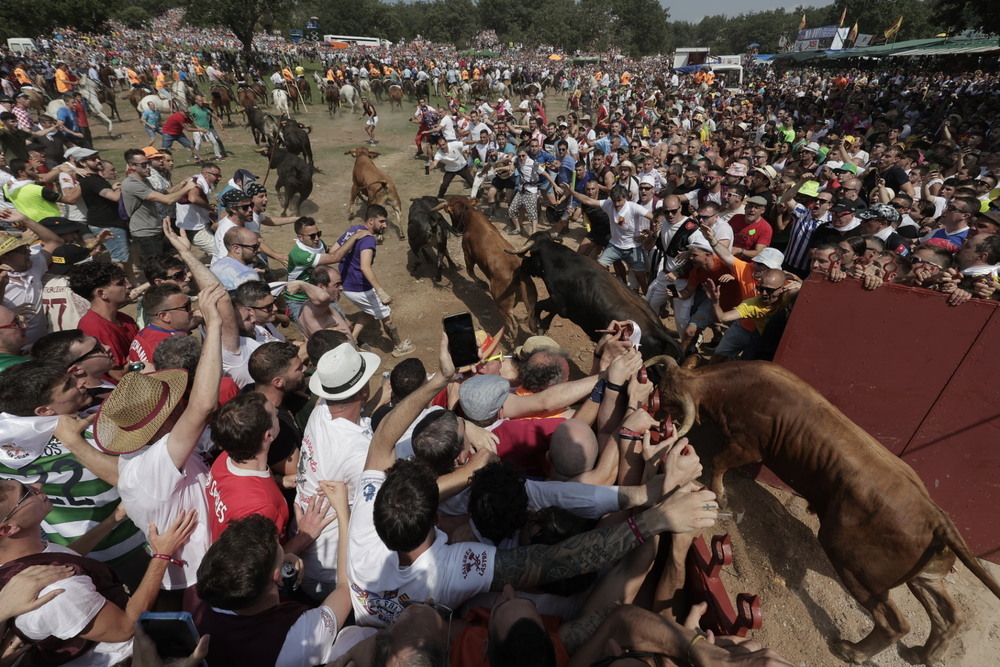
[338,225,378,292]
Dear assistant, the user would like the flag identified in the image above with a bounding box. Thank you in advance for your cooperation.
[848,21,859,43]
[884,15,903,39]
[799,14,806,31]
[838,6,847,27]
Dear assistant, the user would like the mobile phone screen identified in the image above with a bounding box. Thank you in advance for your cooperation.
[442,312,480,367]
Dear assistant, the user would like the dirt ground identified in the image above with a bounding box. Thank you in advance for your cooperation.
[97,83,1000,666]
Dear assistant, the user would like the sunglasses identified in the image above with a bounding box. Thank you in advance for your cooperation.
[69,343,108,367]
[130,161,151,168]
[664,208,680,214]
[158,300,193,315]
[639,186,653,191]
[300,231,322,239]
[1,484,37,524]
[0,315,25,330]
[911,256,943,269]
[166,269,189,281]
[235,204,254,211]
[235,243,262,252]
[249,301,277,312]
[757,285,779,295]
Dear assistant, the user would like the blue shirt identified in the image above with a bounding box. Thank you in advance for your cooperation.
[928,227,970,247]
[56,106,78,133]
[211,257,259,290]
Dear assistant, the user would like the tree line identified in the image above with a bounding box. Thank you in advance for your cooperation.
[2,0,995,59]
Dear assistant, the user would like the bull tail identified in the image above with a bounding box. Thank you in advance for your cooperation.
[936,509,1000,600]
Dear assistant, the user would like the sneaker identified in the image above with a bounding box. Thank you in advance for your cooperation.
[391,340,415,357]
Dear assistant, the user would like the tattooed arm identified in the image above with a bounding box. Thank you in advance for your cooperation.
[490,485,717,591]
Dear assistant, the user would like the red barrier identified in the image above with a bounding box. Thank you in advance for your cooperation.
[772,275,1000,562]
[685,534,763,637]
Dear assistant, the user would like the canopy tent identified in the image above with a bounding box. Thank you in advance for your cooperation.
[771,37,999,62]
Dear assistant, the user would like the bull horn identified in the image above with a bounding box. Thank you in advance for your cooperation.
[506,238,538,256]
[643,355,696,437]
[429,202,448,213]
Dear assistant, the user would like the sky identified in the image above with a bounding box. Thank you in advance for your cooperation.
[664,0,833,24]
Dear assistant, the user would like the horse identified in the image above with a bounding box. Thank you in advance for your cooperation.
[285,82,302,113]
[271,89,290,116]
[210,85,234,124]
[76,77,115,132]
[238,87,256,110]
[170,79,190,109]
[99,66,121,92]
[296,77,312,104]
[322,82,339,116]
[126,87,154,114]
[358,78,372,101]
[369,78,384,103]
[250,82,268,107]
[387,85,403,111]
[432,76,443,98]
[402,79,416,102]
[340,83,359,112]
[136,95,173,115]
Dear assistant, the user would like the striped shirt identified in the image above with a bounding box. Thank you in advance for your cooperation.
[784,203,831,271]
[0,429,147,565]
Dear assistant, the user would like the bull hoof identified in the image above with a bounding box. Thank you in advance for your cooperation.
[830,638,867,664]
[898,644,943,666]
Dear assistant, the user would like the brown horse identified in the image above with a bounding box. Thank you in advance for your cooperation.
[238,87,256,110]
[323,82,339,116]
[285,82,301,114]
[211,85,234,124]
[250,82,268,107]
[295,77,311,103]
[125,87,151,114]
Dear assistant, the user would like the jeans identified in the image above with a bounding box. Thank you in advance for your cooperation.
[89,225,130,263]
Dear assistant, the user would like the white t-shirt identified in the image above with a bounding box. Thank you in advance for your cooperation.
[295,407,373,584]
[117,433,213,589]
[3,247,48,344]
[175,174,212,231]
[599,199,649,250]
[222,336,261,388]
[348,469,496,627]
[394,406,442,461]
[212,217,238,264]
[434,141,467,172]
[438,114,457,141]
[58,171,87,222]
[14,543,133,666]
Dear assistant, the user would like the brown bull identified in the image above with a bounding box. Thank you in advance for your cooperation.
[646,357,1000,665]
[345,147,405,240]
[433,197,537,342]
[387,85,403,112]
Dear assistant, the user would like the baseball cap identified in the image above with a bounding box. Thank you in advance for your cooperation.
[797,181,821,198]
[64,147,99,161]
[38,217,89,237]
[837,162,858,175]
[825,160,844,170]
[141,146,165,159]
[687,232,713,252]
[751,247,784,270]
[831,198,861,214]
[48,244,92,275]
[234,168,259,182]
[459,374,511,422]
[857,203,900,225]
[15,92,29,99]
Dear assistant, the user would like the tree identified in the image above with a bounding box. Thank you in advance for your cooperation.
[183,0,293,66]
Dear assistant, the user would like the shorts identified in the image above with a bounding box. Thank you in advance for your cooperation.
[89,225,130,263]
[162,132,192,150]
[714,324,760,359]
[677,290,714,330]
[538,177,554,195]
[144,126,162,140]
[343,288,391,320]
[492,175,516,190]
[598,244,646,271]
[366,116,378,127]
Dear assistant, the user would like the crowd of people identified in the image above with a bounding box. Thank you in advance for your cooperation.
[0,8,997,667]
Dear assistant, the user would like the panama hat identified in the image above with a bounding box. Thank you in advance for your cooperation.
[94,369,189,454]
[310,343,381,401]
[0,232,30,257]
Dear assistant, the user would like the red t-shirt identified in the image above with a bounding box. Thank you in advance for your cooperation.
[128,326,187,364]
[728,215,773,251]
[491,417,565,478]
[78,310,140,367]
[686,255,742,312]
[161,112,187,136]
[206,452,289,542]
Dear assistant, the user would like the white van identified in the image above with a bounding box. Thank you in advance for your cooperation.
[7,38,38,55]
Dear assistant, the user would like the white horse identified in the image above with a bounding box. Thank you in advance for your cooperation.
[313,71,324,87]
[76,77,114,133]
[340,83,359,112]
[271,89,290,116]
[489,80,509,101]
[357,78,372,99]
[171,79,190,108]
[138,95,173,114]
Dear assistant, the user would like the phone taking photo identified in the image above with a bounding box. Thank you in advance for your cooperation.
[442,312,480,368]
[138,611,202,663]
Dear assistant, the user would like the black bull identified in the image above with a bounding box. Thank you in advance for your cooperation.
[509,233,681,359]
[407,196,461,282]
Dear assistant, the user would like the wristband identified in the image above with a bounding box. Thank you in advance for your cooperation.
[686,632,707,665]
[152,553,186,567]
[604,380,626,393]
[626,516,645,544]
[588,379,606,404]
[618,432,642,441]
[619,427,644,439]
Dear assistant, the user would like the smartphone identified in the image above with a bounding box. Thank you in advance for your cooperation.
[442,312,480,368]
[138,611,201,661]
